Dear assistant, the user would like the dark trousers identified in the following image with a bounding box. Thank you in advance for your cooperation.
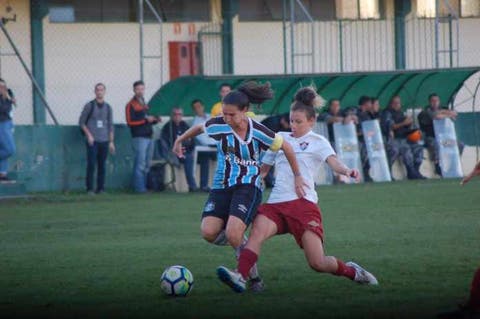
[86,141,109,192]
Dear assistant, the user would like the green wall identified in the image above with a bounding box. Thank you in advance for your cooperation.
[11,125,135,193]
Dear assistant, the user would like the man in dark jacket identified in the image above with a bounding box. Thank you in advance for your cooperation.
[126,80,159,193]
[161,107,198,192]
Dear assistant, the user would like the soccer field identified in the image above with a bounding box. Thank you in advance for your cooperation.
[1,179,479,319]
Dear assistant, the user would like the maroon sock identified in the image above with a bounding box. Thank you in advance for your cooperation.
[334,259,356,280]
[469,267,480,309]
[237,248,258,280]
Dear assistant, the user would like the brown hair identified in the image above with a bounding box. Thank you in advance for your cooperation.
[291,87,324,120]
[222,81,273,111]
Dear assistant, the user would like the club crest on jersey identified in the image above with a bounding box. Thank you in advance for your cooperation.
[204,201,215,212]
[299,141,309,151]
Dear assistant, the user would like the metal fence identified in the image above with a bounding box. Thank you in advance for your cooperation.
[0,0,479,126]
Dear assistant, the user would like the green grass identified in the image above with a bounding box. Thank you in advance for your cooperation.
[1,179,479,319]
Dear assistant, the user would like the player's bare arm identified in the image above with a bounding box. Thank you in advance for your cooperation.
[326,155,360,182]
[280,140,309,198]
[173,124,204,158]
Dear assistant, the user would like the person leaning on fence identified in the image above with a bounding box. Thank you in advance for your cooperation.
[161,107,198,192]
[380,95,426,180]
[356,96,375,182]
[417,93,464,177]
[210,83,232,117]
[126,80,160,193]
[79,83,115,194]
[191,99,216,192]
[0,78,15,182]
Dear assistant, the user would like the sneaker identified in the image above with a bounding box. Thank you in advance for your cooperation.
[248,277,265,292]
[346,261,378,285]
[216,266,246,293]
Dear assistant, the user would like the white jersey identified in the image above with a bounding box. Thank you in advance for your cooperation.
[263,130,335,204]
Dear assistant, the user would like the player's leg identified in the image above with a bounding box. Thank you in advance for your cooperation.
[302,231,378,285]
[201,216,225,243]
[201,189,231,244]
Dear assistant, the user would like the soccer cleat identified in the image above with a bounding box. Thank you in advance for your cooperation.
[346,261,379,285]
[248,277,265,292]
[216,266,246,293]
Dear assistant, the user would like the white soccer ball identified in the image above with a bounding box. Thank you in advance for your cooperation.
[160,265,194,297]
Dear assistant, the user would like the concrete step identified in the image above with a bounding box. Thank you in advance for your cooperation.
[0,180,27,198]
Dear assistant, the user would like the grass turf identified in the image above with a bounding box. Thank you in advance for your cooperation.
[0,179,479,319]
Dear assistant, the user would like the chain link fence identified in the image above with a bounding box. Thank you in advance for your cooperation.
[0,0,479,126]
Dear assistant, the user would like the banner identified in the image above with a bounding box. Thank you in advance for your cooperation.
[433,118,463,178]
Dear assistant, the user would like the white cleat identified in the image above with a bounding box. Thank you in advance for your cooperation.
[346,261,379,285]
[216,266,247,293]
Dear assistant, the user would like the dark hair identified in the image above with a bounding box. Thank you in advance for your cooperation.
[95,83,106,90]
[133,80,144,88]
[191,99,203,106]
[328,98,340,106]
[222,81,273,110]
[358,95,372,106]
[290,87,318,120]
[428,93,439,101]
[371,96,379,102]
[219,83,232,90]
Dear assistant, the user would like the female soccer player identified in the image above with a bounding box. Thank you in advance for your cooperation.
[173,81,306,291]
[216,87,378,293]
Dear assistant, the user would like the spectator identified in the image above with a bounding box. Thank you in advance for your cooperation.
[370,97,381,119]
[417,93,464,176]
[210,83,232,117]
[126,80,159,193]
[161,107,198,192]
[356,96,374,181]
[0,79,15,182]
[261,112,291,133]
[191,99,216,192]
[317,99,344,144]
[380,95,425,180]
[79,83,115,194]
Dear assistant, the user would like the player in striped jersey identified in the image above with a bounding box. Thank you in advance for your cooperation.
[173,81,306,291]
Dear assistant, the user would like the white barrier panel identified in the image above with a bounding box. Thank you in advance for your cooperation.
[313,122,333,185]
[433,118,463,178]
[333,122,363,183]
[361,120,392,182]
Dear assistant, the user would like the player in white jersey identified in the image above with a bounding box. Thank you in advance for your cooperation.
[216,87,378,293]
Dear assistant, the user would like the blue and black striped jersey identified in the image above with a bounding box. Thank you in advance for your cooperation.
[204,117,283,189]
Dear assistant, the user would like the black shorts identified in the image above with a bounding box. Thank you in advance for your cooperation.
[202,184,262,226]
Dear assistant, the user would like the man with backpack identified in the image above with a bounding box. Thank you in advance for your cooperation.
[79,83,115,194]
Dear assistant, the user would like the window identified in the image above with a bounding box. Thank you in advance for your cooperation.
[416,0,479,18]
[239,0,336,21]
[461,0,480,17]
[335,0,381,20]
[48,0,210,23]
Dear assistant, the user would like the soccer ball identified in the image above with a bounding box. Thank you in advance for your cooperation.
[160,265,194,297]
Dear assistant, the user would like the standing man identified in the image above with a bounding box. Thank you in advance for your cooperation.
[210,83,232,117]
[126,80,159,193]
[191,99,216,191]
[0,79,15,182]
[418,93,464,176]
[161,107,198,192]
[79,83,115,194]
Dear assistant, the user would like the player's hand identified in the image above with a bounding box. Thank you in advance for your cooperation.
[109,141,116,155]
[294,175,309,198]
[87,134,94,146]
[173,140,185,158]
[346,168,361,182]
[461,161,480,185]
[146,116,157,123]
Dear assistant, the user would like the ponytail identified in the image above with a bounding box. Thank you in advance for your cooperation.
[223,81,273,110]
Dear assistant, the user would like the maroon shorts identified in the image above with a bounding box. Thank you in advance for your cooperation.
[257,197,324,248]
